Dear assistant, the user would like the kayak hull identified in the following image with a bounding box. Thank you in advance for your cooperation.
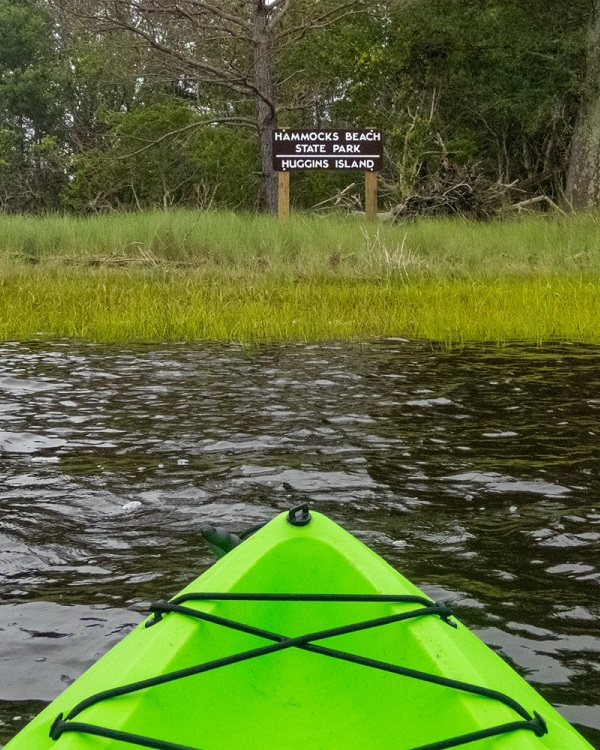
[5,511,594,749]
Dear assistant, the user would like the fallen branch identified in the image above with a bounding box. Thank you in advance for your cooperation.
[506,195,567,215]
[310,183,361,213]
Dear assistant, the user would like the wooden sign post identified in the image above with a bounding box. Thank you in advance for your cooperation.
[278,171,290,220]
[365,171,378,222]
[273,128,383,221]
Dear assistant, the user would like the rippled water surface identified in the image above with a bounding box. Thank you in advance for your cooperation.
[0,340,599,746]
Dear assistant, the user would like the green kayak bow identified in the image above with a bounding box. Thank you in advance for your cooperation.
[5,506,594,750]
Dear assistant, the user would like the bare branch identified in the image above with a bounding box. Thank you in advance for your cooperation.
[277,3,367,48]
[507,195,567,215]
[267,0,291,31]
[161,0,252,31]
[171,8,246,40]
[103,12,255,93]
[115,116,257,159]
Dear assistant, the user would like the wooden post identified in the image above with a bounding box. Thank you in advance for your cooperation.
[365,171,378,221]
[278,171,290,221]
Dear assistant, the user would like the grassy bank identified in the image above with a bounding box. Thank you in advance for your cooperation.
[2,210,600,277]
[1,211,600,344]
[1,270,599,344]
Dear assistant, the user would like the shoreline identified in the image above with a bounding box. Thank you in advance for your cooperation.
[1,211,600,345]
[1,270,599,345]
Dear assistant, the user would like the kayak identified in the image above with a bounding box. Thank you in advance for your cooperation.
[5,505,594,750]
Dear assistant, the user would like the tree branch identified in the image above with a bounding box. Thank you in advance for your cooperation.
[276,3,367,48]
[115,116,257,159]
[103,10,256,94]
[185,0,251,31]
[267,0,291,31]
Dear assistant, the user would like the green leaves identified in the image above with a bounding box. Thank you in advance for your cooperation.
[65,101,261,212]
[0,0,593,213]
[0,0,50,72]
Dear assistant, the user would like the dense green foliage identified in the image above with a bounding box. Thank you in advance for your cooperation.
[346,0,587,201]
[0,0,67,210]
[0,0,591,213]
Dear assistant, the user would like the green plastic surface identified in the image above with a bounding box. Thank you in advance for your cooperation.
[5,511,594,749]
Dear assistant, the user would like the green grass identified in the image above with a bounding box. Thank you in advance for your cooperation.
[2,209,600,277]
[1,210,600,344]
[1,269,599,344]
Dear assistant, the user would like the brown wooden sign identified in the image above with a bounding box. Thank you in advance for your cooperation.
[273,129,383,172]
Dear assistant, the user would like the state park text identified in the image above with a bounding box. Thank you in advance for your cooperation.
[273,129,384,172]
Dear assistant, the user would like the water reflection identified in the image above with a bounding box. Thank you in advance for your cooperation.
[0,340,599,744]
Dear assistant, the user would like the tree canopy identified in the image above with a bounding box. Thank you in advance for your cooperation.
[0,0,593,215]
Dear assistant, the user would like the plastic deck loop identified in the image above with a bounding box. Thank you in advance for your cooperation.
[287,502,312,526]
[50,593,549,750]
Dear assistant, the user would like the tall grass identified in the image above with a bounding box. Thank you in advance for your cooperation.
[1,266,599,344]
[1,210,600,344]
[1,210,600,278]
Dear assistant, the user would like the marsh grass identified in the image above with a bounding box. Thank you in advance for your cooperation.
[1,210,600,344]
[1,266,599,344]
[2,209,600,277]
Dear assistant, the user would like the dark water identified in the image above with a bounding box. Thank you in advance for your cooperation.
[0,340,599,746]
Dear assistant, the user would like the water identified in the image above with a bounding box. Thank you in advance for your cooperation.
[0,340,598,746]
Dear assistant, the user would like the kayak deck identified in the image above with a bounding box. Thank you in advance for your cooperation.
[6,509,594,750]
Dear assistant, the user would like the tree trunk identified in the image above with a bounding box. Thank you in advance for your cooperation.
[566,1,600,208]
[253,1,278,213]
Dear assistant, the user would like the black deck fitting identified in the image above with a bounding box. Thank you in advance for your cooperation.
[287,503,311,527]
